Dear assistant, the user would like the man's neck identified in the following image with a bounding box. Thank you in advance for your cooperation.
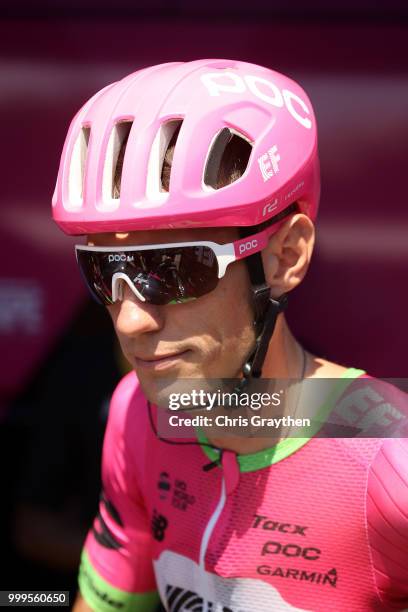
[203,316,350,456]
[204,316,305,455]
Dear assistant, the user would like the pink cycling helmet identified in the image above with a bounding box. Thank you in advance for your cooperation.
[52,59,319,235]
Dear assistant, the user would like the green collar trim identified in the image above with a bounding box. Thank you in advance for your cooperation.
[197,367,365,473]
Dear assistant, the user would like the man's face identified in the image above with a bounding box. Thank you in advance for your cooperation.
[90,227,256,405]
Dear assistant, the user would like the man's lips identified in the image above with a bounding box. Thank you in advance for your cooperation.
[133,350,191,367]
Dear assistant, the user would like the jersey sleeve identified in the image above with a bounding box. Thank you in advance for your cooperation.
[78,372,160,612]
[367,437,408,611]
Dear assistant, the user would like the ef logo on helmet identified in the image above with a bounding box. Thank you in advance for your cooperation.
[200,72,312,130]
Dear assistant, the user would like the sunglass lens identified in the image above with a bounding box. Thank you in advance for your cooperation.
[77,251,113,305]
[133,246,219,304]
[76,245,219,306]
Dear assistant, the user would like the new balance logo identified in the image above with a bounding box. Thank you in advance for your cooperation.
[151,510,168,542]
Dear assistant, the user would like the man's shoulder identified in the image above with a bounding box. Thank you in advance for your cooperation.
[330,371,408,435]
[111,370,144,406]
[107,371,150,436]
[367,437,408,578]
[307,355,351,378]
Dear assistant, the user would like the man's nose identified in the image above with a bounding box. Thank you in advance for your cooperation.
[114,284,164,337]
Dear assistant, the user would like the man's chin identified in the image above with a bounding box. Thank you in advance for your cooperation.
[135,366,221,410]
[135,366,192,407]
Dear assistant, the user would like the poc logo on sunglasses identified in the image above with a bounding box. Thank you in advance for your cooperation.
[108,254,135,263]
[239,239,258,255]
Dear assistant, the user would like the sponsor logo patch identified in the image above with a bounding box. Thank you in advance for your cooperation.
[151,509,168,542]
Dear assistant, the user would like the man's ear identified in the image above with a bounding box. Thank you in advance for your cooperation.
[261,214,315,297]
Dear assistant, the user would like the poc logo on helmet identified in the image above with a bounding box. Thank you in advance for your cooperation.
[108,254,134,263]
[239,239,258,255]
[200,72,312,130]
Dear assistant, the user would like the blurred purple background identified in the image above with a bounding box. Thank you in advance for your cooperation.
[0,4,407,601]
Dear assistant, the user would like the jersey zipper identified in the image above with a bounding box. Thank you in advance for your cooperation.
[199,464,226,570]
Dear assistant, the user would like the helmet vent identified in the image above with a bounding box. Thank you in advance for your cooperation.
[147,119,183,198]
[68,126,90,208]
[204,128,252,189]
[103,121,133,202]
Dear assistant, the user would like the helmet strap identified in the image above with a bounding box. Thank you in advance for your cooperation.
[235,250,288,392]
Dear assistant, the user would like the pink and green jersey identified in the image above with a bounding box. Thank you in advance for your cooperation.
[79,369,408,611]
